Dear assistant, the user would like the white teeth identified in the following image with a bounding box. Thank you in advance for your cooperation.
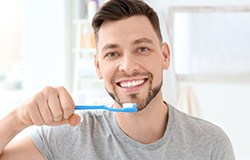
[120,80,145,88]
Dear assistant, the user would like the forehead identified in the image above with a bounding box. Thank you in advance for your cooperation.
[97,15,159,50]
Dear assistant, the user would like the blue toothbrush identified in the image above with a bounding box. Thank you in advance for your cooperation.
[75,103,137,112]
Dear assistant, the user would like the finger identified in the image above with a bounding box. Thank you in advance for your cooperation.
[37,93,53,124]
[28,99,44,126]
[68,114,80,126]
[44,87,63,122]
[50,114,80,126]
[48,114,80,127]
[48,94,63,122]
[57,86,75,119]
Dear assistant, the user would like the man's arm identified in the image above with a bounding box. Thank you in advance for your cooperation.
[0,86,80,160]
[0,108,44,160]
[1,136,44,160]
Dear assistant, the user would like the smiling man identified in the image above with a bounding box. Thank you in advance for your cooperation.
[96,15,169,112]
[0,0,235,160]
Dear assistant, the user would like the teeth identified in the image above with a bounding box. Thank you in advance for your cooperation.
[120,80,145,88]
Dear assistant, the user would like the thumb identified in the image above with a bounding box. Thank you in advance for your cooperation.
[68,114,80,126]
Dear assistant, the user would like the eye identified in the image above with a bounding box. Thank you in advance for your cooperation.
[104,52,119,59]
[138,47,150,54]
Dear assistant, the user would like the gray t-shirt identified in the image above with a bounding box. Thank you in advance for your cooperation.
[31,104,235,160]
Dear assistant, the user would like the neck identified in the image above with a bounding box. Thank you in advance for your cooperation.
[115,93,168,144]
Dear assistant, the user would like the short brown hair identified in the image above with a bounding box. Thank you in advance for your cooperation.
[92,0,162,43]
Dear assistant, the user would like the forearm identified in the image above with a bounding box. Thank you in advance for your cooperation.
[0,108,29,155]
[0,86,79,158]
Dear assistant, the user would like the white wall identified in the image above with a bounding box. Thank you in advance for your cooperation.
[146,0,250,159]
[21,0,73,96]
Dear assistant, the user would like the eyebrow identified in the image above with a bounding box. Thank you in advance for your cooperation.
[101,37,153,52]
[102,44,119,52]
[131,37,153,45]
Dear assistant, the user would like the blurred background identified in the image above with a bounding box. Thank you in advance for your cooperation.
[0,0,250,159]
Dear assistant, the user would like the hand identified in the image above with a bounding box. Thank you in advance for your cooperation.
[17,86,80,127]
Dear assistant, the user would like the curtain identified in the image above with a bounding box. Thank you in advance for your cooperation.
[176,86,201,117]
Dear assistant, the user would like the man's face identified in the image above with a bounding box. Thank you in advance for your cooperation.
[95,16,170,111]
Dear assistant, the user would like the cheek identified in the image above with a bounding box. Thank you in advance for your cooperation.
[146,54,161,66]
[100,62,116,83]
[151,67,163,82]
[146,58,164,82]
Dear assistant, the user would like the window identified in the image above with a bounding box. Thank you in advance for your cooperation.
[168,7,250,82]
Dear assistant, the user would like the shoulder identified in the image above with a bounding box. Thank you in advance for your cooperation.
[169,104,232,148]
[166,104,235,159]
[170,104,223,133]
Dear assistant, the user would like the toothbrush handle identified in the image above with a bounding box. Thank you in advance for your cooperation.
[75,105,107,110]
[75,105,137,112]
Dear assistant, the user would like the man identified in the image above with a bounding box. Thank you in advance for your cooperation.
[0,0,235,159]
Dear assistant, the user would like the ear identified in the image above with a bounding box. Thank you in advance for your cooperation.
[94,54,103,79]
[161,42,171,70]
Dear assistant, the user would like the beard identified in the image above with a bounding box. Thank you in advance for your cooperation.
[105,71,163,111]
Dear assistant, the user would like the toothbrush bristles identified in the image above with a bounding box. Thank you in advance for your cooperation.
[122,103,137,112]
[122,103,136,108]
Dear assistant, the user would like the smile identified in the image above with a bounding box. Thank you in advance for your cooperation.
[118,79,147,88]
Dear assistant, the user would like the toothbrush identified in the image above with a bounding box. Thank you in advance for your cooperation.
[75,103,137,112]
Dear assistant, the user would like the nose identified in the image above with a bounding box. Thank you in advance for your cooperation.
[118,55,139,74]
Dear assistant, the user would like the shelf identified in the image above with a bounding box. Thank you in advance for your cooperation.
[72,12,107,104]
